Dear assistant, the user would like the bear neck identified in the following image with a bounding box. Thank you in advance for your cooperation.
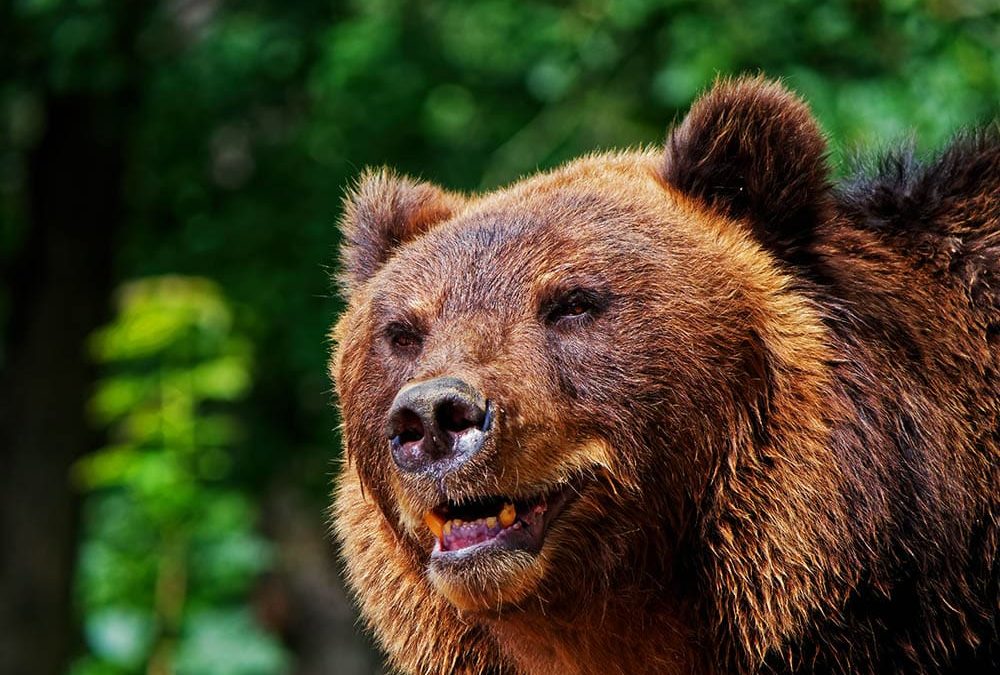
[483,587,709,675]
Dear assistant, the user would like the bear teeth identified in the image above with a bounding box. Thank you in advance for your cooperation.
[498,502,516,527]
[425,501,518,546]
[424,510,445,539]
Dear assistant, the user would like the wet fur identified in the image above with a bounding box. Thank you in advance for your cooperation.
[331,77,999,674]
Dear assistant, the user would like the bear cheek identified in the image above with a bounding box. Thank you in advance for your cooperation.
[545,324,655,429]
[545,314,725,484]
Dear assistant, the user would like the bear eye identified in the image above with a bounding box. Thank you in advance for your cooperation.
[385,322,423,352]
[545,288,605,325]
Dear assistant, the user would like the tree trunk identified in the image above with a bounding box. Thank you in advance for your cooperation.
[0,91,128,675]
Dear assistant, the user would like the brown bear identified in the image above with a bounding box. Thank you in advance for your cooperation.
[330,77,999,674]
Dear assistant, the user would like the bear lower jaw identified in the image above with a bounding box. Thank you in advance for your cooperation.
[423,477,583,610]
[427,545,543,611]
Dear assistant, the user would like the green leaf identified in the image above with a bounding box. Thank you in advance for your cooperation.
[83,608,155,669]
[174,610,287,675]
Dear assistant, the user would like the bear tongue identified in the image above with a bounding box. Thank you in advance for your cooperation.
[441,517,514,551]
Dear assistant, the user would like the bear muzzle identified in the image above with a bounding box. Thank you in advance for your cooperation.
[385,376,493,477]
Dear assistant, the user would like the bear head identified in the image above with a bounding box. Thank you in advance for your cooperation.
[332,77,852,672]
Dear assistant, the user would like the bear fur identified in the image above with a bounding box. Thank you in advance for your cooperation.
[330,77,999,674]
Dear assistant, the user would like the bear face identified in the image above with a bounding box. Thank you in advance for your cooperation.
[335,153,789,612]
[331,77,999,675]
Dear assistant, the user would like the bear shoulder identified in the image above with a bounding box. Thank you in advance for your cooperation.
[837,128,1000,315]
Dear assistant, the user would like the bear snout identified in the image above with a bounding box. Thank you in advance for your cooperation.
[385,376,493,476]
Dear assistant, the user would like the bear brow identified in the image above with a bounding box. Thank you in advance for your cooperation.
[371,293,435,323]
[535,275,612,311]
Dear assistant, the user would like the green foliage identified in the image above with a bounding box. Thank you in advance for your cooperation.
[73,277,286,674]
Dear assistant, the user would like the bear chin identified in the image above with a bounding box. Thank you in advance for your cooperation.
[427,545,545,611]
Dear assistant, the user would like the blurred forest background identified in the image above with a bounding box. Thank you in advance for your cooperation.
[0,0,997,673]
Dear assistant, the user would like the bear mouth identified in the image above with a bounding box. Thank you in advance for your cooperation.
[423,478,582,559]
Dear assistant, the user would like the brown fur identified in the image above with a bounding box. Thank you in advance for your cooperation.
[330,76,1000,674]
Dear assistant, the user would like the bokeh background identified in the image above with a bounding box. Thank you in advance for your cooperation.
[1,0,997,673]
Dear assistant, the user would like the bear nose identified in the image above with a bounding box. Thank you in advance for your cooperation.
[385,377,492,474]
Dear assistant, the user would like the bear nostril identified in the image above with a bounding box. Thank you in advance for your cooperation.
[435,398,483,436]
[393,409,425,445]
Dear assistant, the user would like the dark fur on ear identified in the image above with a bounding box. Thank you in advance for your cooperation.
[663,76,832,265]
[338,169,464,294]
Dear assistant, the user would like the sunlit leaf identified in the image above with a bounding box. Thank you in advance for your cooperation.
[191,355,252,400]
[84,608,155,669]
[73,445,141,490]
[174,610,288,675]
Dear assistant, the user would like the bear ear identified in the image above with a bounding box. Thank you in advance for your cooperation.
[338,169,464,295]
[662,76,831,265]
